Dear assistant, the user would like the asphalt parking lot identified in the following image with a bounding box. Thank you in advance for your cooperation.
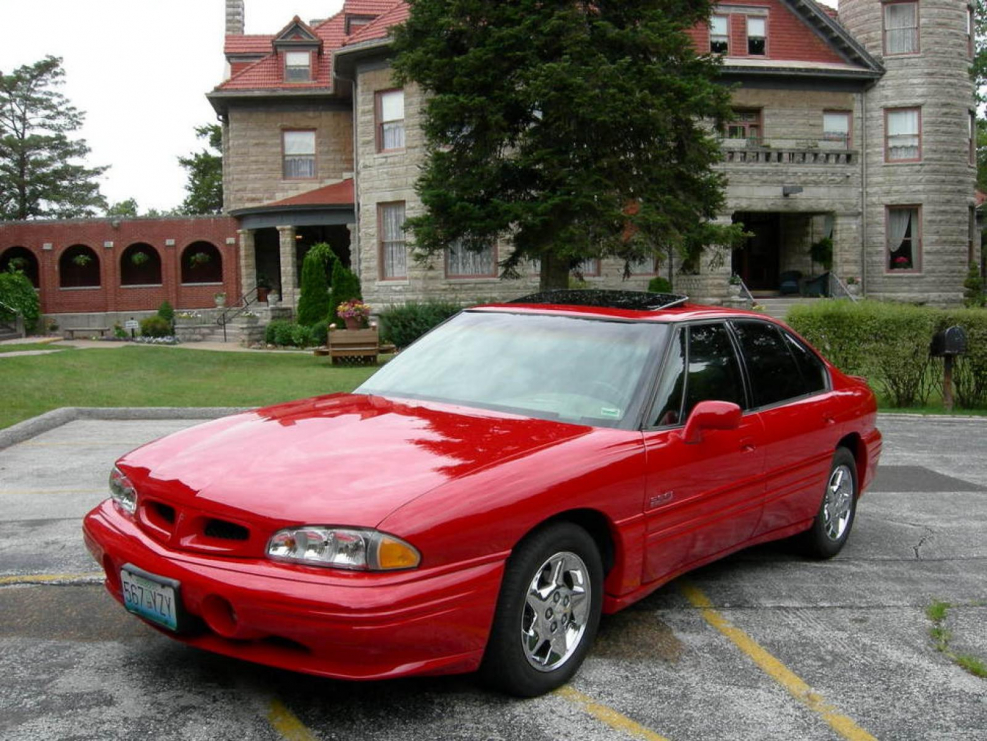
[1,413,985,741]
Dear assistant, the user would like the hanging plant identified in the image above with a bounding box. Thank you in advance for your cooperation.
[189,252,211,267]
[72,253,93,267]
[130,251,150,266]
[8,256,29,271]
[809,237,833,271]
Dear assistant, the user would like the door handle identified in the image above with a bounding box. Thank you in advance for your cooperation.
[739,437,757,453]
[824,416,837,426]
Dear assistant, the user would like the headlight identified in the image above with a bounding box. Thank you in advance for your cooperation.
[109,466,137,515]
[267,527,420,571]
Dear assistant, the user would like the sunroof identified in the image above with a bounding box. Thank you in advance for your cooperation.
[509,290,688,311]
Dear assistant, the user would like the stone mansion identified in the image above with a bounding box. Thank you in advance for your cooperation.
[212,0,978,309]
[0,0,978,327]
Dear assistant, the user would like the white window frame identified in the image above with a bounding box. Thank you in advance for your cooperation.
[282,130,316,179]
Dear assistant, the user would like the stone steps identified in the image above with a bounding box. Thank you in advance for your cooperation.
[756,297,823,322]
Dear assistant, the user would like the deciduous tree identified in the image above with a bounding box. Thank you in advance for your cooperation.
[0,56,107,220]
[392,0,744,289]
[178,124,223,215]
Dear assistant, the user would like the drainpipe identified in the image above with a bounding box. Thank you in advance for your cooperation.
[859,88,868,295]
[334,59,360,273]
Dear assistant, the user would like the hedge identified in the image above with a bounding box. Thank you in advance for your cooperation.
[378,300,464,349]
[0,270,40,333]
[787,300,987,409]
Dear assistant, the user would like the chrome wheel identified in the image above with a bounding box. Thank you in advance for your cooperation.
[521,551,590,672]
[823,464,854,541]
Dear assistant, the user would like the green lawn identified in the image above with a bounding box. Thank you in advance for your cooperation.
[0,345,379,430]
[0,342,72,354]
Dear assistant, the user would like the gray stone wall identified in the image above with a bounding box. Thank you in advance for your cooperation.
[224,105,354,212]
[841,0,976,304]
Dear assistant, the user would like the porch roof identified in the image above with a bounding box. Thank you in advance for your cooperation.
[230,179,355,230]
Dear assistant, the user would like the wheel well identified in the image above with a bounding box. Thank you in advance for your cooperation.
[836,433,866,493]
[526,509,616,576]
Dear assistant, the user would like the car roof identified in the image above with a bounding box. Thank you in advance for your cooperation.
[474,290,783,325]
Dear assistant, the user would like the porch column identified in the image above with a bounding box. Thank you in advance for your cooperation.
[277,225,298,308]
[238,228,256,299]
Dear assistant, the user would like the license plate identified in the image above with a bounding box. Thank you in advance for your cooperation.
[121,565,180,632]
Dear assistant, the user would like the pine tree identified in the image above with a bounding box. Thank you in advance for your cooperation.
[392,0,745,289]
[296,243,339,326]
[0,56,107,220]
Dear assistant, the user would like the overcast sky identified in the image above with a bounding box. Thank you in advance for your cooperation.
[0,0,837,215]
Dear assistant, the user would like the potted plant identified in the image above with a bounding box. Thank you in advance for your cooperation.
[728,273,742,298]
[130,251,150,266]
[190,252,211,268]
[845,276,861,296]
[892,256,911,270]
[8,256,28,271]
[241,310,259,325]
[256,273,271,303]
[810,237,833,272]
[72,253,92,267]
[337,299,372,331]
[215,292,226,308]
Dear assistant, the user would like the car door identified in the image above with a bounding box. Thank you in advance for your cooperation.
[640,322,766,584]
[729,320,844,538]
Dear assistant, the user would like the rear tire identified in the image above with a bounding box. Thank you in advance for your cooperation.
[481,522,603,697]
[802,447,858,559]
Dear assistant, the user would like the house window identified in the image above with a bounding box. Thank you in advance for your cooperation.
[727,109,762,143]
[574,258,601,278]
[884,2,919,55]
[885,108,921,162]
[284,51,312,82]
[969,5,975,57]
[710,16,729,54]
[887,206,921,272]
[446,240,496,278]
[629,255,659,275]
[283,130,316,179]
[379,202,407,279]
[376,89,406,151]
[823,111,851,147]
[747,17,766,55]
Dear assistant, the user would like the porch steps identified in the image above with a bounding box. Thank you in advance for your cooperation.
[756,297,822,322]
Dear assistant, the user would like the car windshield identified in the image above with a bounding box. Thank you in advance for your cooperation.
[357,310,668,428]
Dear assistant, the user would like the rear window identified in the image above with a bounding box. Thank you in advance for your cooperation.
[732,321,825,407]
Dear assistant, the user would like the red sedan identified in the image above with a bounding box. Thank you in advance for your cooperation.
[83,290,881,697]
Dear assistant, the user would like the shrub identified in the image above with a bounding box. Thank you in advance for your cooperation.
[291,323,313,348]
[329,264,363,327]
[265,319,294,346]
[157,300,174,324]
[139,315,172,338]
[378,300,463,349]
[0,269,40,333]
[647,276,673,294]
[113,323,128,340]
[297,243,338,326]
[310,320,329,347]
[963,265,985,308]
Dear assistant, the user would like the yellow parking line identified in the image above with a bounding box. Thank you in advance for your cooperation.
[556,686,672,741]
[680,581,876,741]
[0,572,101,585]
[267,699,319,741]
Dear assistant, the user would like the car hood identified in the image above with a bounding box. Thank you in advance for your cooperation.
[119,393,591,528]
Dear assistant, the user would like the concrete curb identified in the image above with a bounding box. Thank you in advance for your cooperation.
[0,407,252,451]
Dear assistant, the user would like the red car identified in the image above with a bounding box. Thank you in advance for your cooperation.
[83,290,881,697]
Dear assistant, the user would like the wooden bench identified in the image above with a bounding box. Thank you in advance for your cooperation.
[327,327,380,365]
[64,327,110,339]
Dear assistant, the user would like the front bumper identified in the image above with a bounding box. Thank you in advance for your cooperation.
[83,500,504,680]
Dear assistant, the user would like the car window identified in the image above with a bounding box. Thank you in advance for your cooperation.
[682,323,746,418]
[782,330,829,394]
[649,329,686,427]
[732,321,811,407]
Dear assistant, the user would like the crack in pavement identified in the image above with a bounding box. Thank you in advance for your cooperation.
[913,527,936,560]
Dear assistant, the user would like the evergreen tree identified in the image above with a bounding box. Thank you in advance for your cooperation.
[392,0,744,289]
[296,243,339,326]
[0,56,107,220]
[178,124,223,215]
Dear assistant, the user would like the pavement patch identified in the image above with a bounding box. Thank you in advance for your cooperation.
[869,465,986,493]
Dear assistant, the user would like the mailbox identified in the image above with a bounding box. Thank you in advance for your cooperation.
[930,326,967,357]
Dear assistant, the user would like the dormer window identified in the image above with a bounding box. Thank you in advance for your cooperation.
[747,17,766,55]
[285,51,312,82]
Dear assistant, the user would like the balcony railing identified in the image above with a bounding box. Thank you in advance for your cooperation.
[722,146,856,166]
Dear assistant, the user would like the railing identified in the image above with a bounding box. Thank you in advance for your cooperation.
[737,277,756,306]
[0,299,25,338]
[722,147,856,166]
[216,286,263,342]
[828,273,860,303]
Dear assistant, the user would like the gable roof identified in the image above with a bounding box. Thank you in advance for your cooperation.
[224,35,274,56]
[273,16,321,44]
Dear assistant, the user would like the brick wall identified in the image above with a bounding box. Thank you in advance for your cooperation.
[0,216,240,317]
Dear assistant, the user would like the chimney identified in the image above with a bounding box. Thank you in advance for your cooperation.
[226,0,245,35]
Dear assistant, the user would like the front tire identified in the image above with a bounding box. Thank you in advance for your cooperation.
[803,447,858,559]
[481,522,603,697]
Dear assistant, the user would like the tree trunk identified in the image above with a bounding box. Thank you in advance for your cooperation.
[539,253,570,291]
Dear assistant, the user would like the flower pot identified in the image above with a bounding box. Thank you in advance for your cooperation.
[847,283,861,297]
[344,317,362,331]
[257,287,270,303]
[215,296,226,308]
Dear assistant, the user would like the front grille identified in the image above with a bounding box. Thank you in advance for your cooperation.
[151,501,176,524]
[204,519,250,541]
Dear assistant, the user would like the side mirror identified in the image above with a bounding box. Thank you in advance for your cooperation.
[681,401,742,444]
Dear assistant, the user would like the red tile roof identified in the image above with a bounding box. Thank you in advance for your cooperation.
[224,34,273,55]
[343,0,402,16]
[344,1,408,45]
[267,179,355,208]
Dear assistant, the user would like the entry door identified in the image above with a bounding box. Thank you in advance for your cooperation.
[640,324,766,584]
[733,213,780,291]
